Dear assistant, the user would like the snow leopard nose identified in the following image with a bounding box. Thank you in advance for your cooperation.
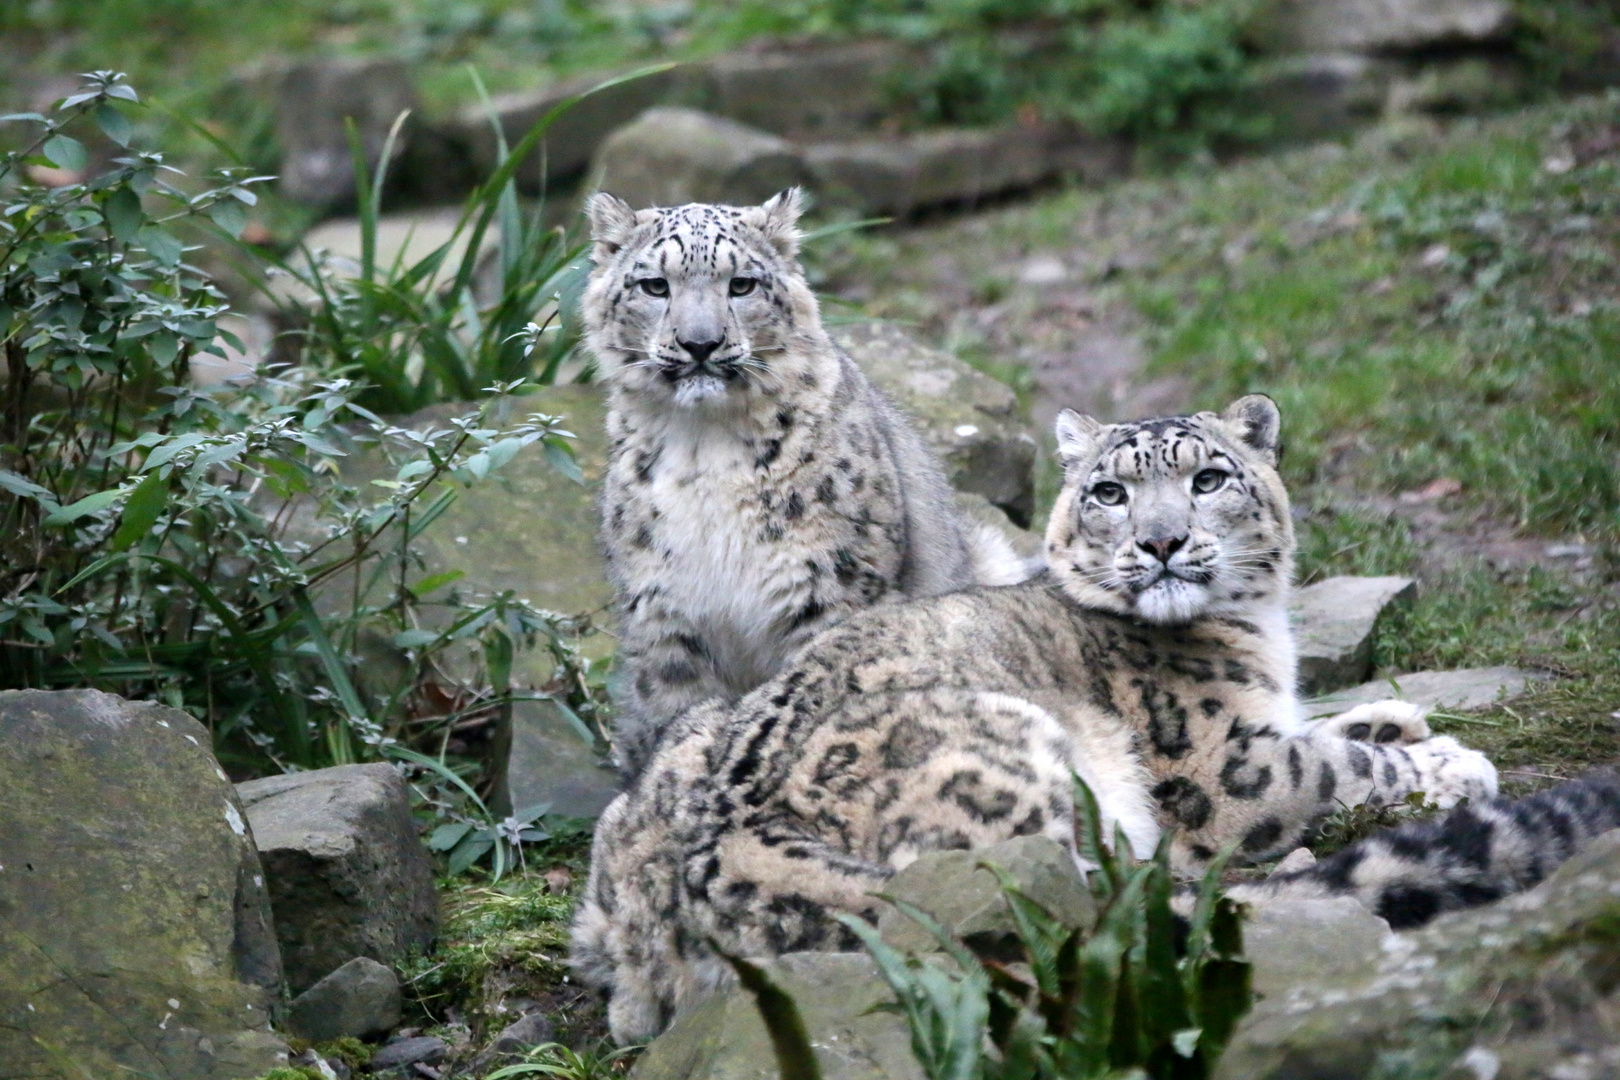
[678,335,725,363]
[1138,535,1186,564]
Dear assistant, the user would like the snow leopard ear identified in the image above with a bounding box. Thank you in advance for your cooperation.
[1221,394,1283,465]
[586,191,637,262]
[1054,409,1105,469]
[753,188,805,259]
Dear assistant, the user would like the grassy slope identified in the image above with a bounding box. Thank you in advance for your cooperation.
[822,94,1620,794]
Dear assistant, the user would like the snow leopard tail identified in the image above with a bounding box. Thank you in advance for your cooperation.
[1244,770,1620,929]
[967,522,1041,586]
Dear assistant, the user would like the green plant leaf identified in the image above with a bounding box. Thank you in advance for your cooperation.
[412,569,464,595]
[207,198,247,238]
[43,134,86,172]
[43,488,122,526]
[447,832,494,876]
[103,186,144,242]
[428,821,473,851]
[713,946,826,1080]
[94,102,132,146]
[0,468,53,501]
[138,224,184,266]
[110,470,166,552]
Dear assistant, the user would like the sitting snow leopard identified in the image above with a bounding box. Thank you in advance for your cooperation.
[572,394,1508,1044]
[583,189,1025,776]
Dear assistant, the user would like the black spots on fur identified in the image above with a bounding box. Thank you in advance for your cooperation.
[1241,816,1284,854]
[1221,659,1250,686]
[1288,745,1303,790]
[833,548,859,587]
[633,446,660,484]
[787,599,826,633]
[1221,754,1273,800]
[658,659,700,686]
[812,742,861,789]
[1011,806,1046,836]
[1189,843,1215,862]
[1168,655,1217,682]
[1200,698,1222,718]
[1376,886,1442,930]
[1434,807,1496,870]
[755,439,783,469]
[632,523,655,550]
[1152,777,1213,830]
[675,633,711,661]
[1347,743,1373,780]
[1382,758,1399,787]
[726,881,758,901]
[882,717,944,769]
[800,370,818,388]
[635,672,656,699]
[816,475,838,504]
[1317,762,1337,802]
[1136,680,1192,759]
[776,406,796,431]
[940,770,1019,823]
[785,491,805,520]
[761,521,785,543]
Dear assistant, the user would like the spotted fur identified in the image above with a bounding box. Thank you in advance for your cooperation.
[584,190,1024,775]
[572,395,1501,1044]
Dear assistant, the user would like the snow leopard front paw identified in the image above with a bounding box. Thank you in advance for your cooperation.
[1316,699,1432,744]
[1405,734,1499,808]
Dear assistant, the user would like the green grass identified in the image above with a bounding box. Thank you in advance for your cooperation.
[825,94,1620,792]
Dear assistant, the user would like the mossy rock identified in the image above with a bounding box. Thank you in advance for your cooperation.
[0,689,288,1080]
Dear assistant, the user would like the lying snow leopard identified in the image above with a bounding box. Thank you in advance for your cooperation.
[583,189,1025,776]
[573,394,1505,1043]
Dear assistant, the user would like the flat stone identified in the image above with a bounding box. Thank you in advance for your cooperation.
[698,40,915,137]
[452,65,693,192]
[805,125,1052,216]
[1242,897,1391,1001]
[237,764,438,993]
[270,56,418,208]
[589,107,812,209]
[371,1034,448,1071]
[1250,0,1515,54]
[506,697,621,820]
[0,689,287,1080]
[1217,829,1620,1080]
[286,957,401,1042]
[1306,665,1548,716]
[835,321,1036,526]
[878,835,1094,953]
[629,952,924,1080]
[1290,575,1416,695]
[472,1011,557,1072]
[1245,53,1394,142]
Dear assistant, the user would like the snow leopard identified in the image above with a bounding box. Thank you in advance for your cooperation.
[583,189,1025,776]
[572,394,1512,1044]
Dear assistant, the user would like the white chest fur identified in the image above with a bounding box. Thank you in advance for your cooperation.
[641,418,812,692]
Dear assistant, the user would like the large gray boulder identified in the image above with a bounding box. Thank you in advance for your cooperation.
[1217,829,1620,1080]
[806,125,1052,216]
[455,65,692,192]
[506,697,621,820]
[0,689,287,1080]
[1308,665,1548,716]
[836,321,1037,526]
[630,952,925,1080]
[272,56,418,207]
[698,40,914,137]
[1290,575,1416,695]
[877,835,1094,953]
[1250,0,1515,54]
[589,107,813,210]
[286,956,402,1042]
[236,763,438,993]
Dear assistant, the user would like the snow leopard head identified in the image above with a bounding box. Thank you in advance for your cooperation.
[581,190,823,409]
[1044,395,1294,624]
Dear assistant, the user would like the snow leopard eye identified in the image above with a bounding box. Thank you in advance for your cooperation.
[729,277,757,297]
[638,278,669,298]
[1192,468,1228,495]
[1092,482,1127,506]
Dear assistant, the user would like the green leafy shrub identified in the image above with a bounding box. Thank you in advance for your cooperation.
[0,73,599,828]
